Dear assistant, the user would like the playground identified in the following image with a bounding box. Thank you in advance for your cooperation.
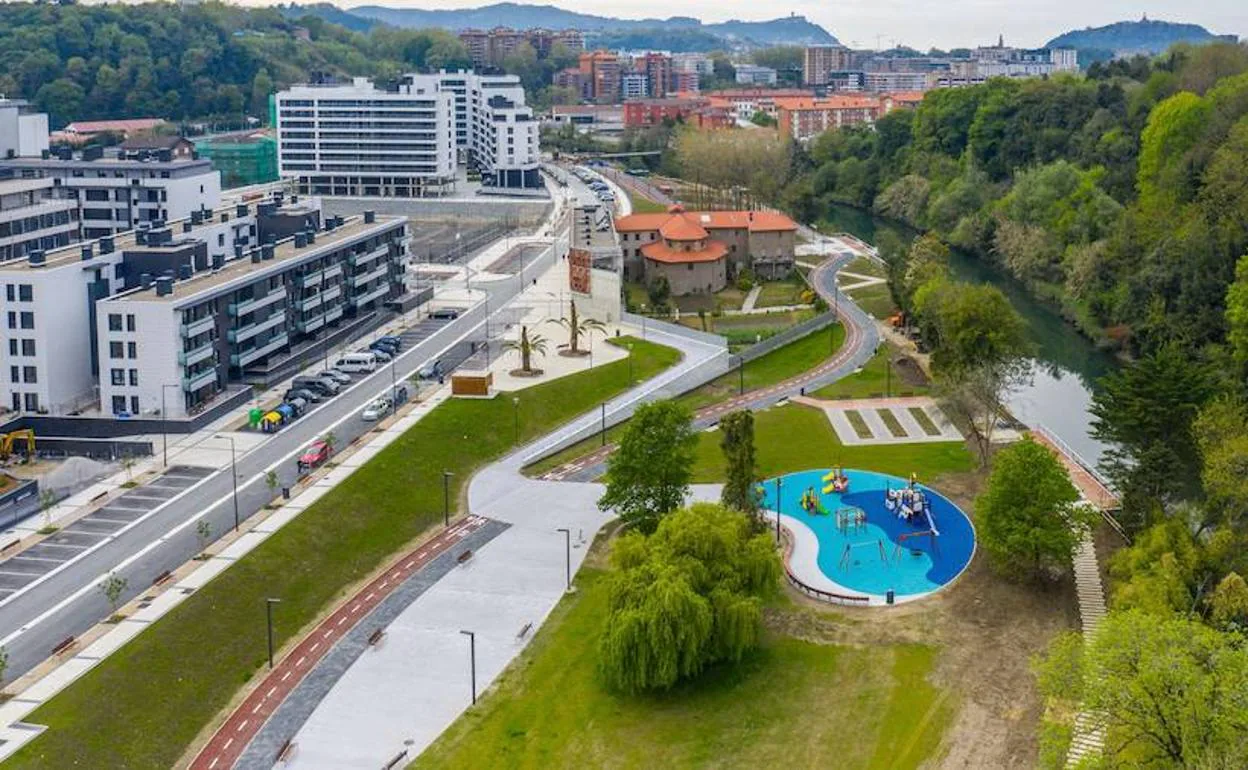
[760,468,976,604]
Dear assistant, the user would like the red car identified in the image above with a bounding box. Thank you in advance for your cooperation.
[299,440,331,469]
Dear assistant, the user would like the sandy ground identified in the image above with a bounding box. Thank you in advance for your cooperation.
[765,468,1080,769]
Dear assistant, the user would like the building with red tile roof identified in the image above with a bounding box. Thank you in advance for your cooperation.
[774,95,883,141]
[615,205,798,295]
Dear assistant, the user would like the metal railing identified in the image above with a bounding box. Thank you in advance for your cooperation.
[778,526,870,606]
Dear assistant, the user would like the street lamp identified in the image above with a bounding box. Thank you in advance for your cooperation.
[265,597,281,669]
[556,527,571,590]
[774,476,782,544]
[160,383,180,467]
[459,629,477,705]
[600,402,607,447]
[625,343,633,384]
[738,356,745,396]
[512,397,520,443]
[390,359,398,414]
[442,470,454,527]
[214,434,240,533]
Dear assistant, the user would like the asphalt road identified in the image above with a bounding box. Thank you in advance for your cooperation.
[0,242,560,686]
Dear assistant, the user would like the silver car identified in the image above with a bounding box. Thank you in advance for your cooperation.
[319,369,351,385]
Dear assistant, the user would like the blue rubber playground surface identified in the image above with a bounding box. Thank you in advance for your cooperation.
[760,469,976,600]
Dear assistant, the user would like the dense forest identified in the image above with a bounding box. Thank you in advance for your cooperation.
[0,1,475,127]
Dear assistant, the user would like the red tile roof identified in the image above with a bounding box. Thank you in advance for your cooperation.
[658,213,709,241]
[615,207,797,235]
[641,240,728,265]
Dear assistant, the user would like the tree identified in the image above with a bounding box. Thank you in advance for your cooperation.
[598,503,780,693]
[264,469,280,505]
[1107,517,1246,620]
[1226,253,1248,367]
[719,410,759,521]
[99,572,128,617]
[1193,394,1248,526]
[976,437,1088,580]
[0,645,7,686]
[322,431,337,456]
[502,325,548,375]
[549,300,604,356]
[35,78,85,128]
[1091,345,1216,524]
[195,519,212,554]
[1034,610,1248,767]
[39,488,57,531]
[250,68,273,120]
[599,401,696,533]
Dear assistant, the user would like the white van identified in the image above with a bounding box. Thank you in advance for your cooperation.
[335,352,377,373]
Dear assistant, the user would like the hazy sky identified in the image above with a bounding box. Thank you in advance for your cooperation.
[320,1,1246,50]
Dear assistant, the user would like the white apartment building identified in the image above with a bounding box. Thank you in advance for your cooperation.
[0,99,48,161]
[621,72,649,100]
[672,53,713,76]
[734,65,778,86]
[274,76,457,198]
[0,174,78,263]
[0,153,221,240]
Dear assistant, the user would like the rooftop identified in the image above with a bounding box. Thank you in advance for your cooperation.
[63,118,167,134]
[615,206,798,235]
[108,214,401,304]
[641,240,728,265]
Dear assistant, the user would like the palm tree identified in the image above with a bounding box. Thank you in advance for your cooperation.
[549,300,605,356]
[502,325,549,375]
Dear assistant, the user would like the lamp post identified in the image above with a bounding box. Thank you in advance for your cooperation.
[512,397,520,443]
[625,343,633,384]
[886,356,892,398]
[459,629,477,705]
[556,527,571,590]
[738,356,744,396]
[442,470,453,527]
[214,434,240,533]
[160,383,179,467]
[265,597,281,669]
[390,359,398,413]
[774,476,782,544]
[600,402,606,447]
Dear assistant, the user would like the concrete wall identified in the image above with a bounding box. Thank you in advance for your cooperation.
[323,197,550,223]
[649,257,726,295]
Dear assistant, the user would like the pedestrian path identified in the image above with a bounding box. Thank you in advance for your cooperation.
[793,395,962,446]
[740,285,762,312]
[1066,523,1108,767]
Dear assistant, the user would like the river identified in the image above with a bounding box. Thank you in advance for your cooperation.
[815,204,1116,469]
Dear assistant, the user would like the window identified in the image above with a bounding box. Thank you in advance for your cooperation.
[19,312,33,329]
[109,341,124,358]
[21,339,34,356]
[18,285,32,302]
[6,339,14,356]
[6,312,13,329]
[9,366,17,382]
[130,396,140,414]
[23,366,36,383]
[127,341,137,358]
[126,314,136,332]
[110,368,125,386]
[12,393,19,411]
[4,285,11,301]
[24,393,37,412]
[128,369,139,386]
[112,395,126,414]
[108,313,123,331]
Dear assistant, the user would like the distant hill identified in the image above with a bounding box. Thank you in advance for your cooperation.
[1046,18,1238,55]
[283,3,381,33]
[346,3,837,46]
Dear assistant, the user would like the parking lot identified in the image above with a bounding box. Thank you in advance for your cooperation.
[0,466,214,600]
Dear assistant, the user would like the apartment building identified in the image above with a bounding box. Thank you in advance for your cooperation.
[734,65,778,86]
[804,46,855,86]
[703,89,813,121]
[672,53,714,77]
[459,27,585,69]
[0,196,295,415]
[0,173,78,264]
[621,73,649,100]
[579,51,622,104]
[274,76,457,198]
[642,52,673,99]
[775,96,883,141]
[0,99,48,160]
[96,209,407,418]
[671,71,701,94]
[863,71,935,93]
[623,98,733,130]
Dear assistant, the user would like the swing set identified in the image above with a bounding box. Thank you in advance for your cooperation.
[838,538,889,571]
[892,529,940,562]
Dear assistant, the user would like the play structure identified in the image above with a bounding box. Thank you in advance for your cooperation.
[884,472,937,526]
[839,539,889,571]
[836,506,866,534]
[800,487,828,516]
[822,467,849,494]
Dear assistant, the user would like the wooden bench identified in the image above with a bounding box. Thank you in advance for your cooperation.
[51,636,76,656]
[367,628,385,646]
[90,490,109,503]
[152,570,173,587]
[0,538,19,554]
[456,549,473,565]
[516,622,533,641]
[275,739,296,764]
[382,749,408,770]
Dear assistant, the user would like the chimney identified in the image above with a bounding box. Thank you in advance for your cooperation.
[155,277,173,296]
[178,264,192,280]
[261,245,274,261]
[250,249,262,264]
[233,244,244,259]
[236,204,248,218]
[99,236,115,254]
[294,232,308,249]
[274,190,285,204]
[28,249,45,267]
[325,218,336,232]
[220,211,230,223]
[363,210,376,224]
[182,221,193,233]
[290,194,299,204]
[190,210,202,225]
[211,254,224,270]
[136,229,148,245]
[305,230,316,245]
[81,244,94,261]
[140,272,153,289]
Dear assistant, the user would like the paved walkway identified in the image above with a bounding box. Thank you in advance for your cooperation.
[740,285,762,312]
[189,516,493,770]
[793,395,963,446]
[1066,521,1108,767]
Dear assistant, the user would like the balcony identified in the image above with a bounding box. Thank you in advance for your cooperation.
[231,333,289,368]
[298,269,324,288]
[350,264,389,288]
[180,315,215,338]
[322,264,344,282]
[178,342,215,367]
[321,284,343,304]
[228,287,288,317]
[297,315,326,334]
[182,367,218,392]
[347,246,388,268]
[350,283,390,308]
[297,293,323,313]
[324,305,344,324]
[227,312,287,344]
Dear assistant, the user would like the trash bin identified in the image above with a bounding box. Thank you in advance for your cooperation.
[886,589,895,605]
[282,487,291,500]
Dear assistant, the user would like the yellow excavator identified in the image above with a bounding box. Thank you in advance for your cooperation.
[0,429,35,462]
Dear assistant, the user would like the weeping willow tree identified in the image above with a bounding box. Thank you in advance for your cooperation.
[598,503,780,693]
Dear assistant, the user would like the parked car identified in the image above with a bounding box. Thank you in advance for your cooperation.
[284,396,308,416]
[335,352,377,373]
[417,360,442,380]
[366,347,392,363]
[377,335,403,349]
[318,369,351,385]
[428,307,461,320]
[293,376,339,396]
[361,395,392,421]
[285,387,321,404]
[299,440,332,470]
[370,340,399,356]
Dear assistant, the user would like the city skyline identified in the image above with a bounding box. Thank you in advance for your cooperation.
[240,0,1247,51]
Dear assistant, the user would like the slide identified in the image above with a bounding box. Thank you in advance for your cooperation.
[924,508,940,537]
[822,483,836,496]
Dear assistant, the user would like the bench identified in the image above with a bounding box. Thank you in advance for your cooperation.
[275,739,297,764]
[382,749,408,770]
[152,570,173,587]
[51,635,76,656]
[90,490,109,503]
[516,622,533,641]
[367,628,385,647]
[456,549,473,565]
[1,538,19,554]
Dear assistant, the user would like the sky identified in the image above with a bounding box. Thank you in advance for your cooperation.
[312,1,1246,50]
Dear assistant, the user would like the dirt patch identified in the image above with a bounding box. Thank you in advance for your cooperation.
[764,468,1078,768]
[892,355,930,388]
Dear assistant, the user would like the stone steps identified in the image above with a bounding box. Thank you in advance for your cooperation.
[1066,527,1109,768]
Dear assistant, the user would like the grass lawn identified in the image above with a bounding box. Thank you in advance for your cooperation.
[813,345,930,400]
[525,326,846,476]
[627,188,668,214]
[844,283,895,319]
[844,256,887,278]
[754,278,808,308]
[9,338,680,770]
[683,308,819,350]
[691,404,974,482]
[413,566,953,769]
